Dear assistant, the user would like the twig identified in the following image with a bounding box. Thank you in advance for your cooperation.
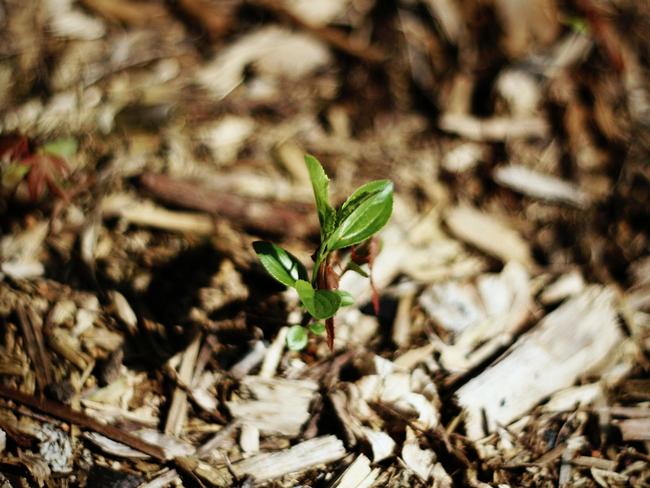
[140,172,317,237]
[0,385,166,461]
[16,302,52,392]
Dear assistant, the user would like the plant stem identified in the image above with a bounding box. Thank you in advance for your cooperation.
[312,245,328,287]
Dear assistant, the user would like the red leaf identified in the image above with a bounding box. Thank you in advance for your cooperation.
[24,156,49,201]
[0,134,29,161]
[326,317,334,350]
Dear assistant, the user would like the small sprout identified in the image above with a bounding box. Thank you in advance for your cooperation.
[309,322,326,335]
[253,155,393,351]
[0,134,77,202]
[287,325,308,351]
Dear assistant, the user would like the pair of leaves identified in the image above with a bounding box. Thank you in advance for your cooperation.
[305,155,393,252]
[253,242,344,319]
[286,322,326,351]
[252,241,308,287]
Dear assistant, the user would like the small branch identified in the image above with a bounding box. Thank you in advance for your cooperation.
[0,385,166,461]
[140,172,317,238]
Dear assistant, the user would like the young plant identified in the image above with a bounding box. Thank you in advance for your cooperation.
[0,134,77,201]
[253,155,393,351]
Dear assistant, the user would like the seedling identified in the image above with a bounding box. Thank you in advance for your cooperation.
[0,134,77,201]
[253,155,393,351]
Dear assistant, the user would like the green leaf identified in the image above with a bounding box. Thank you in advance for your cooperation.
[304,155,335,240]
[327,180,393,250]
[41,137,78,159]
[336,180,390,225]
[309,322,326,335]
[335,290,354,307]
[253,241,308,287]
[295,279,341,319]
[287,325,308,350]
[345,261,369,278]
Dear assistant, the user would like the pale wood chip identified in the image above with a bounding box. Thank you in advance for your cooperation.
[615,418,650,441]
[164,334,201,437]
[331,454,380,488]
[457,286,622,439]
[494,165,589,207]
[444,205,534,269]
[232,435,346,482]
[439,114,549,141]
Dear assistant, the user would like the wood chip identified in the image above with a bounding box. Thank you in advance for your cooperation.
[102,193,215,235]
[164,334,201,437]
[239,423,260,454]
[615,418,650,441]
[137,468,181,488]
[439,114,550,141]
[226,376,318,437]
[109,290,138,335]
[259,327,288,378]
[457,286,622,439]
[229,341,267,380]
[361,427,395,463]
[540,270,586,304]
[232,435,346,482]
[444,205,534,269]
[331,454,379,488]
[494,165,589,207]
[401,427,434,481]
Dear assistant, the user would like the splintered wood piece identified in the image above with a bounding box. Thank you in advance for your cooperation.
[16,302,52,392]
[0,385,166,460]
[401,428,435,482]
[494,165,590,207]
[444,205,534,269]
[226,376,318,437]
[196,422,238,459]
[239,423,260,454]
[232,435,346,482]
[229,341,267,380]
[439,114,550,141]
[47,328,93,370]
[102,194,215,235]
[540,270,586,304]
[137,468,181,488]
[175,456,232,487]
[615,418,650,441]
[109,290,138,335]
[331,454,379,488]
[457,286,622,439]
[360,427,395,463]
[392,292,415,348]
[259,327,288,378]
[440,262,532,377]
[165,334,201,437]
[83,432,150,459]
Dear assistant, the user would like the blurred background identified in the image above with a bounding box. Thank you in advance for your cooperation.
[0,0,649,486]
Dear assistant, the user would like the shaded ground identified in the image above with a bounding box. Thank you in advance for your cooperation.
[0,0,649,486]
